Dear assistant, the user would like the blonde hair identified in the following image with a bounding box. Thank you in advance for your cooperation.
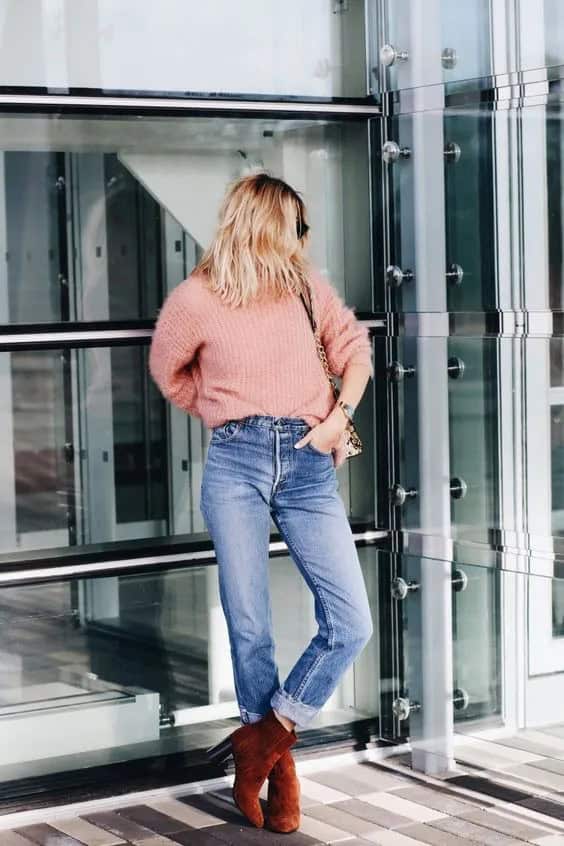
[194,172,311,308]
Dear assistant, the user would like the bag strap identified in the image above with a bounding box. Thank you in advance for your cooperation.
[299,282,340,400]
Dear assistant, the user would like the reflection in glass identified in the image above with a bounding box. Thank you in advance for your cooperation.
[11,350,69,536]
[0,115,372,324]
[551,404,564,536]
[1,341,376,555]
[399,552,564,771]
[448,338,498,545]
[553,579,564,636]
[0,1,368,98]
[0,551,379,781]
[444,112,495,313]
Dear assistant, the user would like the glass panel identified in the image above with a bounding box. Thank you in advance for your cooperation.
[385,108,498,315]
[0,548,379,782]
[375,0,493,92]
[392,336,420,532]
[0,343,376,556]
[551,402,564,537]
[398,552,564,775]
[0,1,368,99]
[551,339,564,539]
[441,0,492,86]
[374,1,564,93]
[385,114,418,315]
[388,334,501,544]
[543,1,564,72]
[0,113,372,324]
[444,111,496,313]
[448,338,499,547]
[548,112,564,312]
[553,578,564,636]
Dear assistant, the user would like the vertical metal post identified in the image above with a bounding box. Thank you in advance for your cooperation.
[0,154,16,552]
[409,105,455,774]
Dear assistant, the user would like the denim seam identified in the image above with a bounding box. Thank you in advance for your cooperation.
[273,688,318,711]
[274,512,336,702]
[212,420,244,444]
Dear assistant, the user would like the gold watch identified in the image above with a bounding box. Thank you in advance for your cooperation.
[337,399,356,424]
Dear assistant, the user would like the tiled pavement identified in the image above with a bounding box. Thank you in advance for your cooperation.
[4,750,564,846]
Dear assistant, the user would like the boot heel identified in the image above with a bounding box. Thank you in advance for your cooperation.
[206,734,233,764]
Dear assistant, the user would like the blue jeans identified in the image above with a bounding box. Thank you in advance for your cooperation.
[199,414,373,730]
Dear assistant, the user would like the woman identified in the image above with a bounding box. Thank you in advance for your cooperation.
[148,172,374,833]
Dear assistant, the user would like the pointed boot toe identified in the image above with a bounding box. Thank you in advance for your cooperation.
[230,708,297,828]
[265,747,301,833]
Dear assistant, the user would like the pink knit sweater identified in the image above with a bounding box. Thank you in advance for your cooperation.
[148,266,374,430]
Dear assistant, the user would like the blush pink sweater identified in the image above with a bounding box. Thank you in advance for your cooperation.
[148,266,374,430]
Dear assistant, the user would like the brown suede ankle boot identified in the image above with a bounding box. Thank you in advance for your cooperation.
[265,747,301,833]
[230,708,297,828]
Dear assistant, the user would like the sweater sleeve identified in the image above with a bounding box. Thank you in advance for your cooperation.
[312,270,374,379]
[148,282,204,412]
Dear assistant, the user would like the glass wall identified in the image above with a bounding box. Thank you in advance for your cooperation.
[4,0,564,796]
[0,106,381,787]
[0,0,368,99]
[397,552,564,776]
[0,114,373,326]
[0,112,377,559]
[372,0,564,92]
[0,549,380,782]
[374,0,564,777]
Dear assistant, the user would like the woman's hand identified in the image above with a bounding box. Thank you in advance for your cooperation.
[294,408,348,457]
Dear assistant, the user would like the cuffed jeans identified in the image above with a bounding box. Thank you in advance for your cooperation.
[199,414,374,730]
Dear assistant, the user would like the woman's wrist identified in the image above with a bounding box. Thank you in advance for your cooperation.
[327,404,350,432]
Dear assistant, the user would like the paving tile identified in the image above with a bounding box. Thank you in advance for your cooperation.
[496,738,560,759]
[331,797,413,829]
[362,831,427,845]
[398,822,475,845]
[82,811,157,842]
[455,738,545,768]
[533,836,564,845]
[429,815,529,845]
[322,841,376,846]
[524,730,564,750]
[298,776,351,804]
[532,761,564,777]
[454,810,546,840]
[0,833,39,846]
[542,728,564,741]
[506,765,564,793]
[306,768,383,798]
[495,804,564,834]
[51,817,126,845]
[393,784,487,815]
[191,820,320,844]
[447,774,533,803]
[330,763,412,792]
[147,798,226,829]
[458,807,549,840]
[497,732,564,759]
[116,805,191,836]
[519,798,564,822]
[304,801,385,837]
[305,762,408,795]
[12,824,85,845]
[166,830,231,846]
[358,793,446,823]
[178,792,265,827]
[297,813,359,843]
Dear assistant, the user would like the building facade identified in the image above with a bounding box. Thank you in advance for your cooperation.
[0,0,562,800]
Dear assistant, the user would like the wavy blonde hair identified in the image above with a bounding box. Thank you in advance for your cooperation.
[194,172,311,308]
